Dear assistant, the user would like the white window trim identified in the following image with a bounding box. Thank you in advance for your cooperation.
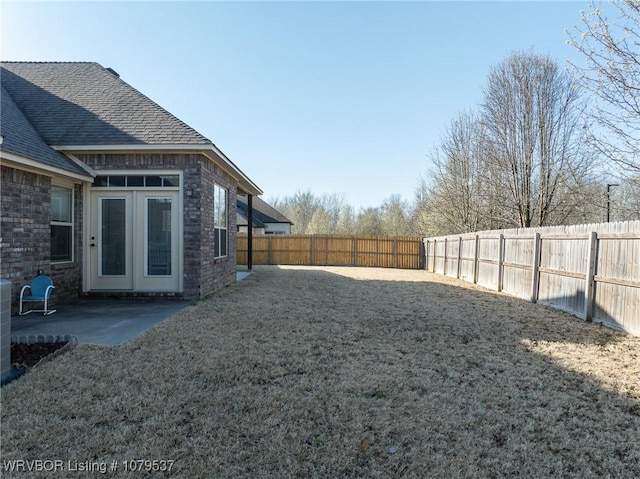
[51,182,74,263]
[90,170,182,190]
[214,184,228,259]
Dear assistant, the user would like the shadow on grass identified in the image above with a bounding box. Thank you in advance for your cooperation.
[1,265,638,478]
[242,266,640,477]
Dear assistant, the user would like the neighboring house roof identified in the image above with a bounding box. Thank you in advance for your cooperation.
[236,212,265,229]
[0,62,261,194]
[237,196,293,225]
[0,85,92,179]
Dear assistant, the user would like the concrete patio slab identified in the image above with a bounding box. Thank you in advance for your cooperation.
[11,299,189,346]
[9,271,252,347]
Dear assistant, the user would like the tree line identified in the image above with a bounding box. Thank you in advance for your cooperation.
[272,1,639,237]
[270,192,420,236]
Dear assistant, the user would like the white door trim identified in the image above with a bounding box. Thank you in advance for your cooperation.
[85,171,183,293]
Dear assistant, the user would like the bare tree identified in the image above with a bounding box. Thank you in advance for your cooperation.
[612,176,640,220]
[556,180,607,224]
[307,208,333,234]
[336,204,356,234]
[355,207,383,235]
[428,111,488,233]
[410,176,438,236]
[271,190,320,234]
[380,195,412,236]
[482,51,592,228]
[318,193,346,231]
[567,0,640,174]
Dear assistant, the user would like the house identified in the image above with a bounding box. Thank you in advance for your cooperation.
[236,195,292,234]
[0,62,262,309]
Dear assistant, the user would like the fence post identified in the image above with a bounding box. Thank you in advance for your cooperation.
[393,237,398,269]
[531,233,541,303]
[497,234,504,292]
[421,240,427,270]
[268,236,273,265]
[457,236,462,279]
[443,238,448,276]
[310,235,315,266]
[353,236,357,266]
[432,240,437,272]
[473,235,480,284]
[585,231,598,322]
[422,240,427,270]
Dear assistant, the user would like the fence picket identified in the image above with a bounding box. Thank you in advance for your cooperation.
[423,221,640,336]
[238,234,423,270]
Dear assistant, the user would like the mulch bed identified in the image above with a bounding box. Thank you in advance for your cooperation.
[11,342,69,371]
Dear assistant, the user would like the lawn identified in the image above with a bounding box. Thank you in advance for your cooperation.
[1,266,639,478]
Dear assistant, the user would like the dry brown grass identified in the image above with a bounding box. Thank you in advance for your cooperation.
[1,265,639,478]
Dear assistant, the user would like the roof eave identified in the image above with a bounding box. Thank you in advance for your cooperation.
[206,145,263,196]
[1,150,94,182]
[53,143,263,196]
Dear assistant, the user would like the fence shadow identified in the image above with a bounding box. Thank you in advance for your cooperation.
[2,265,638,478]
[234,265,639,476]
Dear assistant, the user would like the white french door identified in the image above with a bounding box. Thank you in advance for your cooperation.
[90,192,133,290]
[136,194,180,291]
[90,191,180,292]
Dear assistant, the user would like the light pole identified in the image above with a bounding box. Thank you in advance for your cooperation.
[606,183,620,222]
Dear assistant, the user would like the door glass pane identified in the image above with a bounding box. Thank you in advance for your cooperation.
[147,198,172,276]
[101,198,126,275]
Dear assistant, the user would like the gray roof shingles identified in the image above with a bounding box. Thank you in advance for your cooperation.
[237,195,292,225]
[236,212,266,229]
[1,84,91,176]
[1,62,212,146]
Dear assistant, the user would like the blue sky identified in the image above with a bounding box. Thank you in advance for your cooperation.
[1,1,588,210]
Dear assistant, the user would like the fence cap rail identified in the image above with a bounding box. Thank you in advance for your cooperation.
[597,233,640,240]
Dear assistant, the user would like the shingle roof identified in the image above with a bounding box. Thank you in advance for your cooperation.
[237,195,292,225]
[1,62,211,146]
[0,85,91,177]
[236,212,265,229]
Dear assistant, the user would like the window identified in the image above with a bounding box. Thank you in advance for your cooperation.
[91,175,180,188]
[51,185,73,262]
[214,184,228,258]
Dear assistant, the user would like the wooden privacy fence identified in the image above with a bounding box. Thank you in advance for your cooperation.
[237,234,423,269]
[423,221,640,336]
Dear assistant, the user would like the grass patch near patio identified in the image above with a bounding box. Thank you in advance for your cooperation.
[2,265,639,478]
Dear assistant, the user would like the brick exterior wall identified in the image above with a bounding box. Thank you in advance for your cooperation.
[199,157,238,296]
[77,152,239,299]
[50,183,84,302]
[0,166,83,312]
[0,152,240,310]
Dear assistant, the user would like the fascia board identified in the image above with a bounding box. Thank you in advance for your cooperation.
[203,148,263,196]
[0,151,94,182]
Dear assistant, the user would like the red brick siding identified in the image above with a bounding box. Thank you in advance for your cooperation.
[0,166,83,311]
[77,153,239,299]
[199,158,238,296]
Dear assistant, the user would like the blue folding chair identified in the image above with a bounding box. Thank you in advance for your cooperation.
[19,275,56,315]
